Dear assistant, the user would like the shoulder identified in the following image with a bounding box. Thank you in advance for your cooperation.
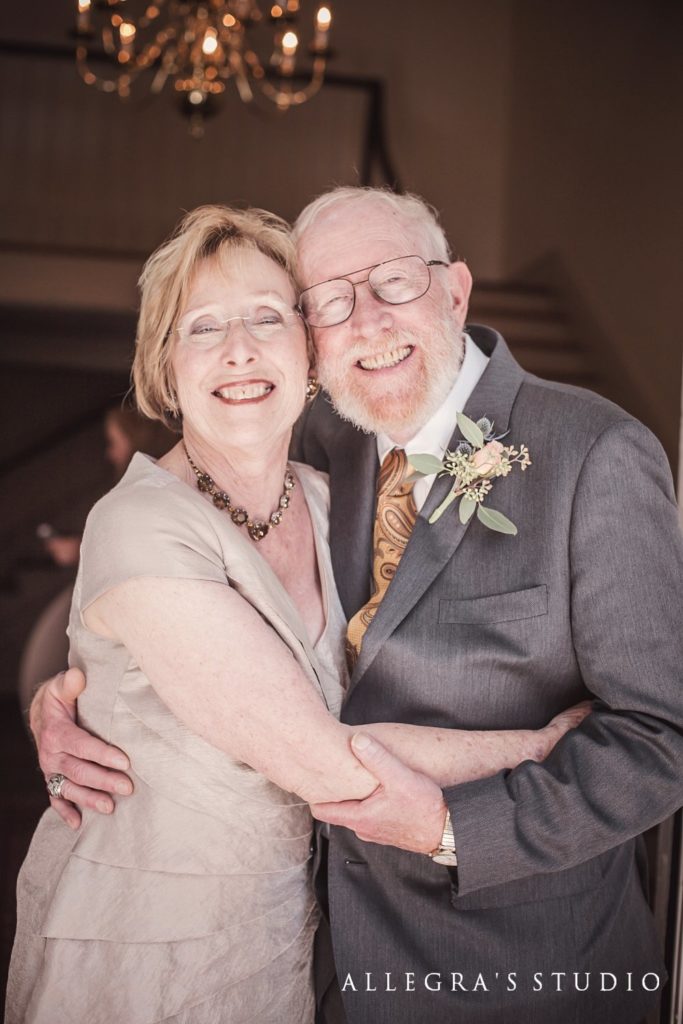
[83,455,222,557]
[515,374,665,454]
[516,375,631,434]
[77,456,228,608]
[513,375,674,496]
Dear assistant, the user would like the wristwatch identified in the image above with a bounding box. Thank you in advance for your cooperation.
[428,808,458,866]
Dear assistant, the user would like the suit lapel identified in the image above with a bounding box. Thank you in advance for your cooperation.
[328,425,378,621]
[349,327,526,691]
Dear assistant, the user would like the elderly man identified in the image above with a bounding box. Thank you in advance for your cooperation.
[31,187,683,1024]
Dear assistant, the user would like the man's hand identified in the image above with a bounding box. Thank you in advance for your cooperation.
[30,668,133,830]
[311,733,447,854]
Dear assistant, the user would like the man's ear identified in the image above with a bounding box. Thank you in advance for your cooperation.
[445,260,472,323]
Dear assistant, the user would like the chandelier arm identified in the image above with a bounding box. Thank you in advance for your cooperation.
[258,55,327,107]
[136,26,179,72]
[76,43,126,93]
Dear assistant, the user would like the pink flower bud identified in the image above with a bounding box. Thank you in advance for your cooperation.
[471,440,504,478]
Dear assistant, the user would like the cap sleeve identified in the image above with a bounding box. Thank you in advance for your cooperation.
[78,476,228,615]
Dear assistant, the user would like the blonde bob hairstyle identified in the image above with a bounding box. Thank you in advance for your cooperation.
[133,204,307,430]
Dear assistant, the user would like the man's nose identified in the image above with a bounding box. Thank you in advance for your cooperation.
[348,282,394,338]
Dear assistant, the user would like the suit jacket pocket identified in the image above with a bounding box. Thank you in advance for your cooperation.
[449,852,603,911]
[439,584,548,625]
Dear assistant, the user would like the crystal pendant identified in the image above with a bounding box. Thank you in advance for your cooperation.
[212,492,230,510]
[248,521,269,541]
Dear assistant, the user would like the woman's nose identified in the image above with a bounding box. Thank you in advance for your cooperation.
[220,320,258,364]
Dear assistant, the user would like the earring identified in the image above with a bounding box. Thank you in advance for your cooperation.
[306,377,320,402]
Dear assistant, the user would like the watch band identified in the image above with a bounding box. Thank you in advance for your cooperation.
[428,808,458,866]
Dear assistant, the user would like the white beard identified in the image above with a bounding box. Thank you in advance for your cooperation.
[317,316,465,438]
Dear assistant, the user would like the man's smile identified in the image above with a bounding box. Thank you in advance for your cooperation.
[356,345,415,372]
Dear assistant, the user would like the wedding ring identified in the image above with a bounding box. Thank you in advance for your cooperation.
[46,773,67,799]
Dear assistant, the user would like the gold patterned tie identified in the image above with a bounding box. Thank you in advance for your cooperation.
[346,448,418,668]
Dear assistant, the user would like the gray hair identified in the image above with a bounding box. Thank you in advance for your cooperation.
[292,186,452,263]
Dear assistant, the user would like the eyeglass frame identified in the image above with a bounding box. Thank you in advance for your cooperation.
[172,303,305,346]
[298,255,452,328]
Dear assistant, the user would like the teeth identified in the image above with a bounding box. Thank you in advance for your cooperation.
[358,346,412,371]
[215,383,273,401]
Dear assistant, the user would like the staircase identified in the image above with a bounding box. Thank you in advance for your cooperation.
[470,281,604,393]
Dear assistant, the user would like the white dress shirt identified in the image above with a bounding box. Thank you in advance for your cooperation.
[376,333,490,511]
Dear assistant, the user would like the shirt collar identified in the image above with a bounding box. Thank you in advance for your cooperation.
[377,332,490,463]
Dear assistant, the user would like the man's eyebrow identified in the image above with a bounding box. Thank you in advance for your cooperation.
[304,260,389,290]
[303,254,424,291]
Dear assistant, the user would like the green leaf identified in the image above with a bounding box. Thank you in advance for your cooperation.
[428,488,458,524]
[476,505,518,535]
[459,496,477,524]
[457,411,484,449]
[407,453,445,476]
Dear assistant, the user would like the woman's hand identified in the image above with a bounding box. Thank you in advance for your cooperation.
[312,703,595,853]
[30,668,133,830]
[529,700,594,763]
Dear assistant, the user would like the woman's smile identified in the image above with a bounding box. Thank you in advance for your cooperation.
[211,379,276,404]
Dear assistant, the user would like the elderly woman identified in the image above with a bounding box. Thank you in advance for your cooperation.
[7,206,584,1024]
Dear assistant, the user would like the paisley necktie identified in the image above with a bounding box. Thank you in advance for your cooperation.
[346,447,418,668]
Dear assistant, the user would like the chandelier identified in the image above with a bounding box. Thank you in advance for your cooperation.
[74,1,333,134]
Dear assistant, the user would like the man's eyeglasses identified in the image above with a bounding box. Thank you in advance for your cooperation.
[299,254,449,328]
[175,302,303,348]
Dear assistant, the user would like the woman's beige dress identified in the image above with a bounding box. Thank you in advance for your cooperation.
[6,453,347,1024]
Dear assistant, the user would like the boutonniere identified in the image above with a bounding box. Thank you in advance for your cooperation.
[408,413,531,534]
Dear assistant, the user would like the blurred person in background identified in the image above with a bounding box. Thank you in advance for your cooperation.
[41,406,174,569]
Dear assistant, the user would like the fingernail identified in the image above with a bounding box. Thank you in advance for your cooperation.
[115,780,132,796]
[111,755,129,770]
[96,799,112,814]
[352,732,372,751]
[68,818,80,831]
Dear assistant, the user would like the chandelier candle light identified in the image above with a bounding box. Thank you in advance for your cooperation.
[74,0,333,134]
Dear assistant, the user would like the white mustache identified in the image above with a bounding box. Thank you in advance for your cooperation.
[347,328,421,364]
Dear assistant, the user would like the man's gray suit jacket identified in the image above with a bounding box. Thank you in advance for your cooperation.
[292,326,683,1024]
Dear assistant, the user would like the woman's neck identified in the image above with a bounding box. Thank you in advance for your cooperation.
[173,431,292,523]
